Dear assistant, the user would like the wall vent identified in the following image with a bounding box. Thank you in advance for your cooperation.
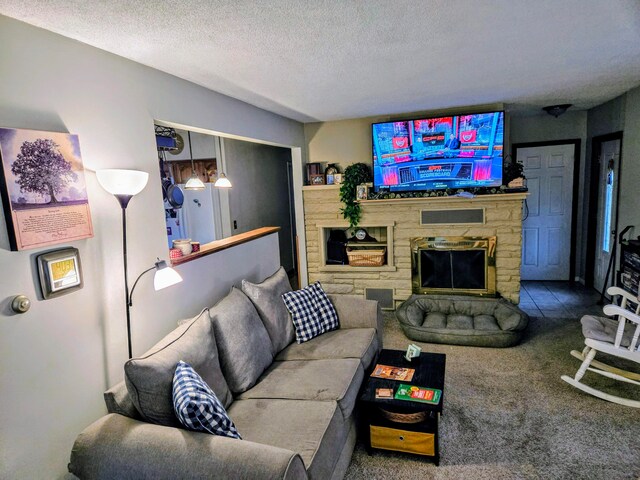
[420,208,485,226]
[365,288,394,310]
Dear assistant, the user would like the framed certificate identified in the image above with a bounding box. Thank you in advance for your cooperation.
[37,247,83,299]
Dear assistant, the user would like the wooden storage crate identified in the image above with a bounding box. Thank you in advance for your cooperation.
[346,247,386,267]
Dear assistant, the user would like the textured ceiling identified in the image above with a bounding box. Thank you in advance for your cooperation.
[1,0,640,122]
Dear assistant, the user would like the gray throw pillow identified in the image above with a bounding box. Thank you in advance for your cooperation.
[124,309,232,427]
[241,267,295,354]
[210,287,273,394]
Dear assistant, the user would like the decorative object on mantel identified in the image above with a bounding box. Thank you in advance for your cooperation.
[97,169,182,359]
[503,156,527,189]
[339,162,371,227]
[325,163,339,185]
[36,247,83,299]
[367,185,508,200]
[310,173,325,185]
[306,162,323,185]
[0,128,94,251]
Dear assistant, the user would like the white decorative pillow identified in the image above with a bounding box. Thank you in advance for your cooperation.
[173,361,241,439]
[282,282,339,343]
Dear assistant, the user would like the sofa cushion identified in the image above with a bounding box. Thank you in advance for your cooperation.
[173,361,241,439]
[104,381,140,419]
[237,359,364,420]
[275,328,378,369]
[124,309,232,427]
[282,282,339,343]
[210,287,273,394]
[228,399,347,480]
[241,266,295,355]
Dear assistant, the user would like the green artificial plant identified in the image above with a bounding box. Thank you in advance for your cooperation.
[339,162,372,228]
[503,158,525,185]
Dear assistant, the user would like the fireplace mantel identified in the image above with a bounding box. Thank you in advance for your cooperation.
[302,187,526,306]
[359,192,527,205]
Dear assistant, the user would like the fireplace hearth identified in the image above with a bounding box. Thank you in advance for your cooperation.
[411,236,496,296]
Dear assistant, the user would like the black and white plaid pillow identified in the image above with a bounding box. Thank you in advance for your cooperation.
[172,361,241,439]
[282,282,339,343]
[309,282,339,332]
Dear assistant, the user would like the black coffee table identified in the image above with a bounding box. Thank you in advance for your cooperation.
[360,349,446,465]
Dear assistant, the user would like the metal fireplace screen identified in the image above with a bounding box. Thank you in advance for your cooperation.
[411,236,496,296]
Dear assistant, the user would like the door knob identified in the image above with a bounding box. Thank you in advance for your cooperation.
[11,295,31,313]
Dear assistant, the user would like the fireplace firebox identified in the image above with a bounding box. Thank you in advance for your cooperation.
[411,236,496,296]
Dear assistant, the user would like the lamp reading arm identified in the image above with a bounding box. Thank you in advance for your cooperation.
[128,265,156,307]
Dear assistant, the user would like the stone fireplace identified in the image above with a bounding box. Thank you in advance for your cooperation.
[302,186,526,307]
[411,236,496,296]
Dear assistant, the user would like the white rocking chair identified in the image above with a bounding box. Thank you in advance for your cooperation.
[561,286,640,407]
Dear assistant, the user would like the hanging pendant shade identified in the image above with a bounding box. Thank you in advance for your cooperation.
[184,174,206,190]
[184,131,205,190]
[214,172,232,188]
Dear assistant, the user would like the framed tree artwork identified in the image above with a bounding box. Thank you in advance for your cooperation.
[0,128,94,250]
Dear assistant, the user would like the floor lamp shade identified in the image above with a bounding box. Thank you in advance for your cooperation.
[153,260,183,290]
[96,169,149,196]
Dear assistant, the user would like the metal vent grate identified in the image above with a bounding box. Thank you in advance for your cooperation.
[421,208,484,225]
[365,288,394,310]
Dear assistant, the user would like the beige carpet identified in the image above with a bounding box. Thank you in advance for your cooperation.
[345,313,640,479]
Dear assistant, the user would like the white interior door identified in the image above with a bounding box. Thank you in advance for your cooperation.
[518,144,575,280]
[593,139,621,292]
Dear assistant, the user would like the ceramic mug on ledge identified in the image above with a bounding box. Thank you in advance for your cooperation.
[173,239,192,256]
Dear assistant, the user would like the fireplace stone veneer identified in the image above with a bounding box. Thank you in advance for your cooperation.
[302,186,526,307]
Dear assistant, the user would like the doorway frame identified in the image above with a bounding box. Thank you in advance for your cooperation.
[511,139,581,282]
[584,131,624,289]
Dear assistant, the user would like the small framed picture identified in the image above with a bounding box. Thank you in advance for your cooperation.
[326,174,335,185]
[404,343,422,362]
[334,173,343,184]
[37,247,83,299]
[356,184,368,200]
[310,174,325,185]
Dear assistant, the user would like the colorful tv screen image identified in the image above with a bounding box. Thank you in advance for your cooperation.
[372,111,504,192]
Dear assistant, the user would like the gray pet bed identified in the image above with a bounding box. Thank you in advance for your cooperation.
[396,295,529,348]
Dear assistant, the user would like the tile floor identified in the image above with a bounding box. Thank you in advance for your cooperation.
[519,281,603,319]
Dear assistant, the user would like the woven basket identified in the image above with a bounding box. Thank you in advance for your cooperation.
[379,407,427,424]
[346,247,386,267]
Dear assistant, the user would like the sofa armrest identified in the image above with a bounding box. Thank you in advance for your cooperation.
[69,414,307,480]
[328,294,384,349]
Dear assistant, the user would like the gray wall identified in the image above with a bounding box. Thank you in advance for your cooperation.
[510,110,588,280]
[0,15,303,479]
[511,90,640,284]
[225,139,295,271]
[620,87,640,237]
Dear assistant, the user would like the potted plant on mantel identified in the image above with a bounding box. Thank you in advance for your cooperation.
[339,163,371,228]
[503,159,526,189]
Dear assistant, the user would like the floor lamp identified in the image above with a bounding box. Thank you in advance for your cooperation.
[97,169,182,358]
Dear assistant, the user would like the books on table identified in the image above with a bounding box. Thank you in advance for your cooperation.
[370,364,415,382]
[394,384,442,405]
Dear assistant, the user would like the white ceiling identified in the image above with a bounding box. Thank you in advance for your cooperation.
[1,0,640,122]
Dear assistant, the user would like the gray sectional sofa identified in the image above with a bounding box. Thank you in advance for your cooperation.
[68,268,383,480]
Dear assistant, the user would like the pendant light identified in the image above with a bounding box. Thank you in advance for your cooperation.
[214,172,232,188]
[184,131,205,190]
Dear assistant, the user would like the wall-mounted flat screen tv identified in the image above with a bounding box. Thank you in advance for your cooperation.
[372,111,504,192]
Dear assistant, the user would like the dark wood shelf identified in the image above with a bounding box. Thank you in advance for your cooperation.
[171,226,281,266]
